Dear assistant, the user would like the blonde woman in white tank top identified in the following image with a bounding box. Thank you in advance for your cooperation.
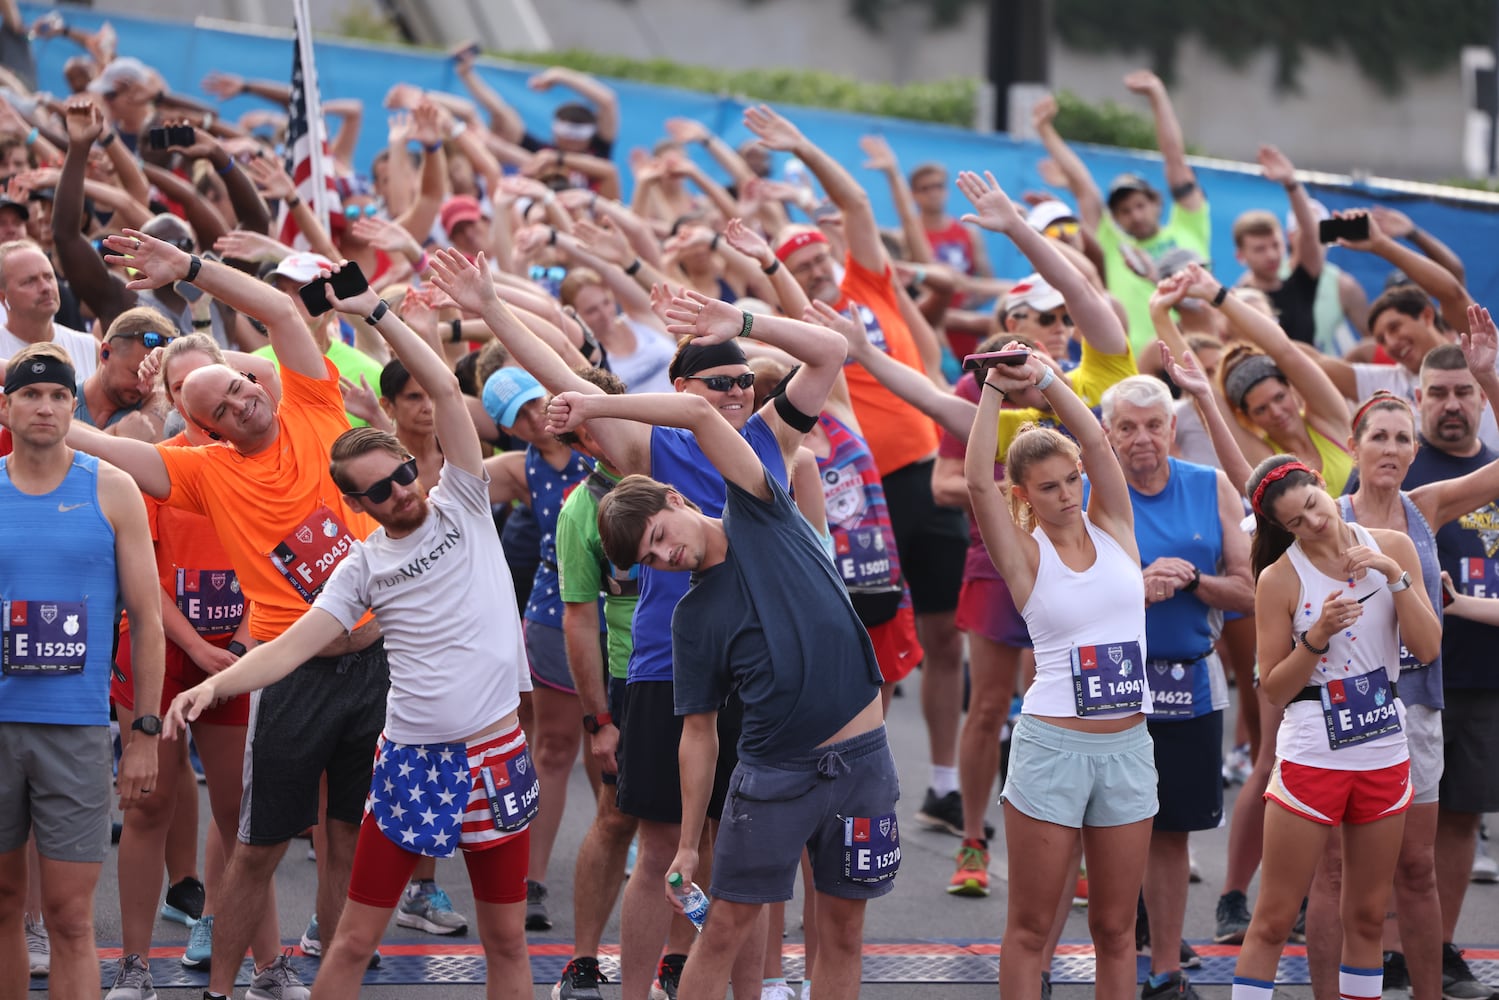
[1231,456,1440,1000]
[962,167,1154,1000]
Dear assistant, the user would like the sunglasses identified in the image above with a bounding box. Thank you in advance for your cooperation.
[686,372,756,392]
[1043,221,1081,239]
[343,202,381,220]
[345,457,418,504]
[1012,309,1074,329]
[117,331,176,349]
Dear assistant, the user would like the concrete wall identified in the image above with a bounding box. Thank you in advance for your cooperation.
[75,0,1472,178]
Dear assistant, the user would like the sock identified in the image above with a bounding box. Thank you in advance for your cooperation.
[1339,964,1382,1000]
[407,878,436,897]
[931,765,959,796]
[763,978,787,986]
[801,981,812,1000]
[1232,976,1274,1000]
[204,993,230,1000]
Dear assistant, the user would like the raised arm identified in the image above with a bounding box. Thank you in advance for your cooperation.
[1159,342,1260,496]
[1031,94,1104,232]
[1124,70,1202,212]
[548,390,769,500]
[1418,305,1499,527]
[957,170,1127,355]
[744,104,885,275]
[1371,206,1467,287]
[860,134,932,265]
[965,364,1038,597]
[453,51,525,143]
[1337,210,1472,335]
[66,423,172,499]
[1259,145,1321,279]
[664,117,758,193]
[53,100,132,330]
[326,266,482,477]
[529,66,619,145]
[103,228,324,380]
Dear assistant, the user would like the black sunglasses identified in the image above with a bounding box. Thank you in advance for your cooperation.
[1012,309,1074,329]
[346,457,418,504]
[686,372,756,392]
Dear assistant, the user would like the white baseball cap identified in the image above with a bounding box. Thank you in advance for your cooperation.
[1005,274,1065,313]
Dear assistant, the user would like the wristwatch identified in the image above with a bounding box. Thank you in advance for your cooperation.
[582,712,613,735]
[132,714,163,737]
[1388,570,1413,593]
[226,640,248,657]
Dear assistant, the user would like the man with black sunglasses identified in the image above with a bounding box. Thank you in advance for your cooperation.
[74,306,172,438]
[164,263,537,1000]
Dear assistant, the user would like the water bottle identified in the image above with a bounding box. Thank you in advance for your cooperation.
[667,872,709,931]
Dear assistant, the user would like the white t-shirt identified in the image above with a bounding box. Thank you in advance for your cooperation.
[1355,362,1499,453]
[0,323,99,383]
[609,320,675,395]
[314,461,530,744]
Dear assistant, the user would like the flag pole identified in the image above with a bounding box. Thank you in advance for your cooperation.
[293,0,330,232]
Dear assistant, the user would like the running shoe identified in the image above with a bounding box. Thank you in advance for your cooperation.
[1181,942,1201,970]
[106,953,156,1000]
[160,875,206,927]
[1472,837,1498,884]
[947,839,990,897]
[246,950,310,1000]
[1040,971,1052,1000]
[24,914,47,978]
[397,881,469,935]
[1223,744,1253,786]
[648,952,687,1000]
[527,880,553,931]
[913,788,994,839]
[1073,865,1089,907]
[1214,890,1251,944]
[299,917,379,968]
[182,913,214,970]
[1289,898,1307,944]
[1441,942,1497,1000]
[553,956,609,1000]
[1383,950,1411,998]
[1141,970,1202,1000]
[761,983,797,1000]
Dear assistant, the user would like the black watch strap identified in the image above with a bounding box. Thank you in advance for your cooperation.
[226,640,248,657]
[364,299,390,326]
[131,714,163,736]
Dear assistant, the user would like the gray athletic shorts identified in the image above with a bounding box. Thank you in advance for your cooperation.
[1405,703,1444,806]
[1001,714,1158,828]
[240,639,390,845]
[0,722,112,862]
[711,726,900,905]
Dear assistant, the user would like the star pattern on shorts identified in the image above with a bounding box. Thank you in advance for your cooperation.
[369,739,471,859]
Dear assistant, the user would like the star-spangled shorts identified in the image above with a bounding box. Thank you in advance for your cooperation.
[364,723,534,858]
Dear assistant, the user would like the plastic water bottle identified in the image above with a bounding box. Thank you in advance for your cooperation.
[667,872,709,931]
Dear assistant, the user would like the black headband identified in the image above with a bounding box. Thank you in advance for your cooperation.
[4,356,76,397]
[670,340,748,381]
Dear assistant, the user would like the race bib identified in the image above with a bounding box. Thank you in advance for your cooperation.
[1145,657,1211,720]
[1071,640,1146,716]
[367,738,472,858]
[822,463,869,530]
[1396,640,1429,674]
[1458,557,1499,598]
[481,746,540,832]
[2,600,87,676]
[268,506,357,604]
[842,813,900,884]
[175,568,245,635]
[1320,670,1402,750]
[833,528,895,589]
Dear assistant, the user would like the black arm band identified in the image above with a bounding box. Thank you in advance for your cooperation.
[1169,180,1199,201]
[773,388,818,434]
[449,318,463,343]
[183,255,202,284]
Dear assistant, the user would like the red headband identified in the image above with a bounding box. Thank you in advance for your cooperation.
[1250,460,1315,519]
[1351,389,1412,434]
[774,229,828,263]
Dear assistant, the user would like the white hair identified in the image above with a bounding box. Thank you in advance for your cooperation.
[1100,374,1174,426]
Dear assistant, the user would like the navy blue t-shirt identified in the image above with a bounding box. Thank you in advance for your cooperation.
[671,471,883,763]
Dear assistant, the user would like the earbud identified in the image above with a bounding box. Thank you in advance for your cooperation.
[100,348,110,360]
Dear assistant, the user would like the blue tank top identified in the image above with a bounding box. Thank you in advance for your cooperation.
[523,445,596,629]
[629,413,786,684]
[0,452,119,725]
[1338,492,1443,709]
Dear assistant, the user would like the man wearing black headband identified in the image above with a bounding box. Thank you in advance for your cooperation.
[429,247,845,1000]
[0,342,165,1000]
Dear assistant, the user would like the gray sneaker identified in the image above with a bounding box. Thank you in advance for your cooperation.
[396,882,468,935]
[105,953,157,1000]
[246,951,311,1000]
[23,914,47,978]
[1441,943,1497,1000]
[1214,890,1252,944]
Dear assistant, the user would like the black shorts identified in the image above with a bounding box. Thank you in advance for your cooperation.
[1440,688,1499,814]
[239,639,390,845]
[882,458,967,615]
[602,673,627,788]
[1148,710,1224,832]
[616,680,740,825]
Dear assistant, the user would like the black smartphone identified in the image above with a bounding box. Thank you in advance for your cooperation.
[146,126,170,150]
[1318,216,1369,244]
[166,124,196,148]
[962,349,1030,372]
[298,262,367,317]
[299,278,332,316]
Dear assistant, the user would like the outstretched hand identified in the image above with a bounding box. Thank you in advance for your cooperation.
[662,289,744,344]
[102,229,193,291]
[429,248,499,316]
[1159,342,1212,400]
[806,299,871,357]
[1462,303,1499,376]
[743,104,806,153]
[956,170,1022,235]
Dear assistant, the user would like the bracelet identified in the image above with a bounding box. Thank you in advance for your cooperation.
[624,258,643,276]
[761,258,781,276]
[1297,630,1330,656]
[983,381,1005,400]
[24,127,37,147]
[423,140,443,154]
[412,251,429,273]
[1211,285,1229,308]
[449,318,464,344]
[738,311,754,339]
[710,233,721,252]
[183,254,203,284]
[98,131,117,149]
[1034,366,1056,392]
[284,194,302,209]
[364,299,390,326]
[215,158,235,177]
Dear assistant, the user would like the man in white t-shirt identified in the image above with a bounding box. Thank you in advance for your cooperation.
[164,269,535,1000]
[0,240,98,380]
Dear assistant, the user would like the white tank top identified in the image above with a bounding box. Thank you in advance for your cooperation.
[1277,523,1408,770]
[1020,515,1151,719]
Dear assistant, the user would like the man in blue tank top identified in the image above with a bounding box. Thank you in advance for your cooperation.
[1100,375,1254,1000]
[429,248,846,1000]
[0,343,165,999]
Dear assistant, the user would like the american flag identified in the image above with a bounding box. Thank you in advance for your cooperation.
[278,0,339,248]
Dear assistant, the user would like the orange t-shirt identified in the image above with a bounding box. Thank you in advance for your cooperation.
[156,358,377,641]
[836,255,939,476]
